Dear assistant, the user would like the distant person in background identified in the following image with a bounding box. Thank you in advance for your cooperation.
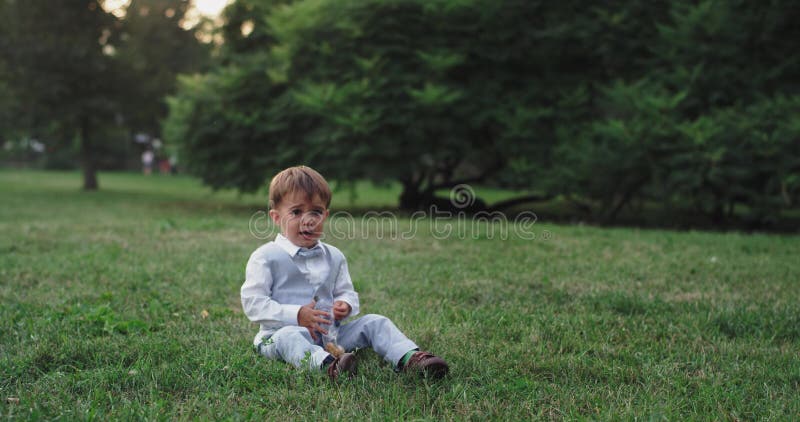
[158,158,170,175]
[142,149,154,175]
[169,154,178,175]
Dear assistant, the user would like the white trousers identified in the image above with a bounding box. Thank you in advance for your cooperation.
[257,314,418,370]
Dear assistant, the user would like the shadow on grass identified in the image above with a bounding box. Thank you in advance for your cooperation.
[713,306,800,342]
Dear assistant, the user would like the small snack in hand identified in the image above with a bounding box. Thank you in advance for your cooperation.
[325,342,345,358]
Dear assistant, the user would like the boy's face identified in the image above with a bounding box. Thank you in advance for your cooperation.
[269,191,329,248]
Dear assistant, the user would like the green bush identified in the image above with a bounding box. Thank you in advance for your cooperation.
[165,0,800,226]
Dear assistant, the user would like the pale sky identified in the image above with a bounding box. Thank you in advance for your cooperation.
[103,0,232,19]
[193,0,231,16]
[102,0,233,37]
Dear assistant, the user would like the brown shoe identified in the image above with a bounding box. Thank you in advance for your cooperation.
[403,351,449,379]
[326,352,357,380]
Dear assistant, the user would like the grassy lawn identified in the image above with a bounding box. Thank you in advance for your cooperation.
[1,170,799,420]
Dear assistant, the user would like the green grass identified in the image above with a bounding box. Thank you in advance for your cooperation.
[1,170,799,420]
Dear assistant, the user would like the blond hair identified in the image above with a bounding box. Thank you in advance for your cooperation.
[268,166,332,209]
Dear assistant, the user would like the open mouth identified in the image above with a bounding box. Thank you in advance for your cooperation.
[300,230,316,238]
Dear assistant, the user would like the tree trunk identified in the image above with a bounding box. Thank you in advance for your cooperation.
[399,179,424,210]
[80,115,98,191]
[603,176,648,224]
[490,194,553,212]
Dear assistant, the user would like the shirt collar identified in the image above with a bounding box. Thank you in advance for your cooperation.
[275,233,324,258]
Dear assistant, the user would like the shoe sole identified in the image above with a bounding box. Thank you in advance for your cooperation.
[330,353,358,380]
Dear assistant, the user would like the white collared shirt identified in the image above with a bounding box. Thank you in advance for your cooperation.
[241,234,360,344]
[274,234,330,289]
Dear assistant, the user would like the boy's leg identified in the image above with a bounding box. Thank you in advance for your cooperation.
[258,326,330,370]
[336,314,418,367]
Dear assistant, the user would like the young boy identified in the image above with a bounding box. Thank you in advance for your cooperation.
[241,166,449,380]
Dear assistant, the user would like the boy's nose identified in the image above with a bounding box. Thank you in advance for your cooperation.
[301,214,320,225]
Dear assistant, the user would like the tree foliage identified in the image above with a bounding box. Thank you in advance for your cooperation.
[165,0,800,226]
[0,0,121,188]
[115,0,211,137]
[165,0,298,192]
[0,0,209,188]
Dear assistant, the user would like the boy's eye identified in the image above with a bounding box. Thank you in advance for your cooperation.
[310,210,323,216]
[290,209,301,216]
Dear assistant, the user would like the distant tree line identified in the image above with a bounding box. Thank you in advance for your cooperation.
[0,0,209,189]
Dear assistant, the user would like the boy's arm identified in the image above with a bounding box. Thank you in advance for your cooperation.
[240,253,301,325]
[332,258,360,319]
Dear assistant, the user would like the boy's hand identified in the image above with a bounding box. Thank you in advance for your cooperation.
[297,299,330,342]
[333,301,351,321]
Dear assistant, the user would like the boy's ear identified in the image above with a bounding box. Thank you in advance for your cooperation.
[268,209,280,225]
